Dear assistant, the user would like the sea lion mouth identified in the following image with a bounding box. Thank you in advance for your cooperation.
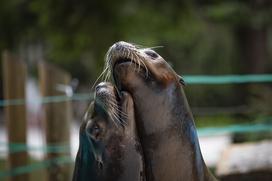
[102,41,150,83]
[112,56,148,75]
[113,58,132,66]
[113,58,135,71]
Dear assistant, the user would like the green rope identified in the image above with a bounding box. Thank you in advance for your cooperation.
[0,74,271,107]
[0,93,91,107]
[183,74,272,84]
[0,121,271,152]
[197,122,272,136]
[0,156,73,179]
[0,121,271,177]
[0,143,70,154]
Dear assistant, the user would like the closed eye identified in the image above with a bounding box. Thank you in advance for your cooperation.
[145,50,158,59]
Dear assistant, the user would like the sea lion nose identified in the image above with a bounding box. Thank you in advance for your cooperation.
[115,41,125,51]
[95,82,108,91]
[114,41,134,50]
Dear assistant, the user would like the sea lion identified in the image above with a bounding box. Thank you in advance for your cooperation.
[105,41,217,181]
[73,82,145,181]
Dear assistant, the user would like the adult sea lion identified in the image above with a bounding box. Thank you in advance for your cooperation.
[105,41,217,181]
[73,82,145,181]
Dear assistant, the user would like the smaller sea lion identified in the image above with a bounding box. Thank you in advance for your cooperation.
[73,82,145,181]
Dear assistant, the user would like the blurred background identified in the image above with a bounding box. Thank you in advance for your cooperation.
[0,0,272,181]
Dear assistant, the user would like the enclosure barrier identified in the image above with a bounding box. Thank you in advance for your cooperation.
[0,119,272,179]
[1,74,272,107]
[1,53,272,179]
[2,51,28,181]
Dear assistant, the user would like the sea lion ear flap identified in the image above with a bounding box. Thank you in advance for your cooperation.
[177,75,186,86]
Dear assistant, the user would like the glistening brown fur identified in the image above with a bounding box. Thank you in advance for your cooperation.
[106,41,217,181]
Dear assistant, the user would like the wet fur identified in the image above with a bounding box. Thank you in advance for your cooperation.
[105,41,217,181]
[73,82,145,181]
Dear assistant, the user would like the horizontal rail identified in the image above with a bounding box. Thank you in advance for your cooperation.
[183,74,272,84]
[0,74,271,107]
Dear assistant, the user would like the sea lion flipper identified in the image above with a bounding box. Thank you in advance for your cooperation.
[120,91,137,136]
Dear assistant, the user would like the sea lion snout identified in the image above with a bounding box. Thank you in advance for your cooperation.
[95,82,119,104]
[113,41,136,51]
[105,41,184,90]
[95,82,114,92]
[107,41,137,60]
[95,82,109,91]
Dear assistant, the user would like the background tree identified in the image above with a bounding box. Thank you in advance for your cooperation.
[0,0,271,119]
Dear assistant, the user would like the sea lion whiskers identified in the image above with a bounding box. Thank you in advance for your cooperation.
[108,111,121,127]
[110,110,127,127]
[143,45,164,50]
[107,105,127,127]
[129,49,148,75]
[104,102,121,127]
[101,62,110,81]
[133,54,140,73]
[104,66,111,82]
[91,66,110,90]
[130,51,140,73]
[109,109,127,128]
[106,97,128,118]
[102,51,113,82]
[104,52,114,81]
[94,95,122,128]
[131,43,164,50]
[105,96,128,127]
[136,54,149,77]
[128,50,141,74]
[136,53,141,73]
[107,99,129,119]
[90,51,115,89]
[127,51,137,73]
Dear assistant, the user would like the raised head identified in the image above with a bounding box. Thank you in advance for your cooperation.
[73,82,145,181]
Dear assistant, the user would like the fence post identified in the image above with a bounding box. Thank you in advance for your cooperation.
[38,62,72,181]
[2,51,29,181]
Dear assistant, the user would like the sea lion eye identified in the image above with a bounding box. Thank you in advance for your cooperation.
[93,125,100,133]
[86,122,103,141]
[145,50,158,59]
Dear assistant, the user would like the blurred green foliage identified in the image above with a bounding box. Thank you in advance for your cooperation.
[0,0,271,116]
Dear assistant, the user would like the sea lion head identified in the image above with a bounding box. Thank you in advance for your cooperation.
[105,41,185,92]
[102,42,216,181]
[105,41,188,136]
[75,82,144,180]
[84,82,127,166]
[86,81,123,133]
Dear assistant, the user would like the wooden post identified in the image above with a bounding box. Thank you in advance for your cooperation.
[2,51,29,181]
[38,62,72,181]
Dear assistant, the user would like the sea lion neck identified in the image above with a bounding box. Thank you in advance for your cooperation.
[129,83,209,181]
[131,82,196,141]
